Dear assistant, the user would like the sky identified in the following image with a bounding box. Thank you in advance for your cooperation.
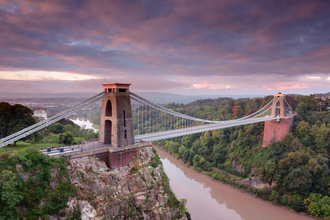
[0,0,330,96]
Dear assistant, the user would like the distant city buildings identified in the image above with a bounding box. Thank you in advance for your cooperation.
[33,108,50,119]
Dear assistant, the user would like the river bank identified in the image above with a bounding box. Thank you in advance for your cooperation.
[154,145,316,220]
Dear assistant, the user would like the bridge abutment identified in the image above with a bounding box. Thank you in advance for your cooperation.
[262,117,294,147]
[69,142,152,169]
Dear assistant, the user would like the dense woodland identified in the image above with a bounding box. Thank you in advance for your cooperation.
[152,94,330,219]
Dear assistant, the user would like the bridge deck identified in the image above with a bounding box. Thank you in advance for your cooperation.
[42,140,152,158]
[135,116,277,142]
[41,116,277,157]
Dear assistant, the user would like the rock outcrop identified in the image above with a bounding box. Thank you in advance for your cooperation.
[238,176,270,189]
[60,147,187,220]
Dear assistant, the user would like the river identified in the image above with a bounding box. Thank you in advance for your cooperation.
[70,118,99,132]
[154,146,314,220]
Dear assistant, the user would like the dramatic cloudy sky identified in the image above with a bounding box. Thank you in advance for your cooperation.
[0,0,330,95]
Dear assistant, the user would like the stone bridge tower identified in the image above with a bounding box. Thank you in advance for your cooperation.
[99,83,134,147]
[262,93,295,147]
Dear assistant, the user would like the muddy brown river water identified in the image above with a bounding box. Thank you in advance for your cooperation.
[154,146,314,220]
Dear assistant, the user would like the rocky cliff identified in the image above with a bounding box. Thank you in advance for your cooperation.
[57,146,188,220]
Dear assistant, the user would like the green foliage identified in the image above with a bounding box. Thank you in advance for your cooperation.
[150,148,162,168]
[0,170,23,219]
[0,150,73,219]
[304,193,330,218]
[280,194,288,206]
[292,194,304,212]
[179,199,187,213]
[269,190,279,204]
[40,118,98,145]
[0,102,36,144]
[59,132,74,145]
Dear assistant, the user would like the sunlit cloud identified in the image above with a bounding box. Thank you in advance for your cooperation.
[0,71,96,81]
[277,83,309,90]
[306,76,321,80]
[192,84,209,89]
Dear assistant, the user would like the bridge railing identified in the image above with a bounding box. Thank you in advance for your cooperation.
[42,142,110,157]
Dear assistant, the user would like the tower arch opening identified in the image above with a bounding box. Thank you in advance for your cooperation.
[105,100,112,116]
[104,120,112,144]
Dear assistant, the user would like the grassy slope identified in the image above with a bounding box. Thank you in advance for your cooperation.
[0,142,64,153]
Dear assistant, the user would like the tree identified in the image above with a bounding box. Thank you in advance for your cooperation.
[0,102,12,137]
[0,102,36,146]
[294,121,310,140]
[292,194,304,212]
[59,132,74,145]
[232,105,241,117]
[211,144,226,164]
[259,160,277,188]
[304,193,330,217]
[178,145,186,158]
[290,138,303,152]
[269,190,279,204]
[310,124,330,153]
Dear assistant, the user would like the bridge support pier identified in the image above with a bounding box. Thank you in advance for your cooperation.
[262,93,295,147]
[99,83,134,148]
[262,117,294,147]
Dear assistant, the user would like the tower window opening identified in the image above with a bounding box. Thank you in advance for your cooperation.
[124,130,127,139]
[119,88,126,93]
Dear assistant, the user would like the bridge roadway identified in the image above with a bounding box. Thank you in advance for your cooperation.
[41,140,153,158]
[42,116,278,157]
[135,116,278,142]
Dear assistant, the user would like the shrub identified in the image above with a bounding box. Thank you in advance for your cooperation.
[281,194,288,206]
[179,199,187,213]
[270,190,279,204]
[212,173,219,179]
[292,195,304,212]
[131,167,140,174]
[0,151,11,160]
[287,195,293,206]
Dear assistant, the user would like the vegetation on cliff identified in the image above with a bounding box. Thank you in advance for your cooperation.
[0,146,187,220]
[0,147,74,219]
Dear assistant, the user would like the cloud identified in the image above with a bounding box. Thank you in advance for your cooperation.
[0,0,329,95]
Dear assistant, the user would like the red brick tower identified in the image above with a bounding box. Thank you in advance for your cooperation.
[262,93,295,147]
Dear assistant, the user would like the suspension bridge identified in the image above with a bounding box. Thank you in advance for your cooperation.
[0,83,295,168]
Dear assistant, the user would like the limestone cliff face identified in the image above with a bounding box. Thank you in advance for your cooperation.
[57,147,187,220]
